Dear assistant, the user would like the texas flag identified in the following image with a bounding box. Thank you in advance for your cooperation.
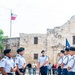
[66,38,70,48]
[11,13,17,20]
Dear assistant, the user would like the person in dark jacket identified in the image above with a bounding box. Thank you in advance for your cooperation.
[27,62,32,75]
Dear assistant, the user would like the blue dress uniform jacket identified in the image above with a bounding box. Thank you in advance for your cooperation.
[38,55,48,75]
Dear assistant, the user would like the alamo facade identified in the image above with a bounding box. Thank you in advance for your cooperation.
[2,16,75,64]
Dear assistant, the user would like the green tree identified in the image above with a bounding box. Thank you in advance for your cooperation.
[0,29,8,53]
[0,44,4,52]
[0,29,4,53]
[2,36,8,39]
[0,29,3,42]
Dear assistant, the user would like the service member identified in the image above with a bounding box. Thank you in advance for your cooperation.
[67,47,75,75]
[56,50,65,75]
[62,48,71,75]
[38,50,48,75]
[15,47,26,75]
[0,49,17,75]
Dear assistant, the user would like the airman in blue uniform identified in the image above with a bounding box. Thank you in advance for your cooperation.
[15,47,26,75]
[67,47,75,75]
[56,50,65,75]
[38,50,48,75]
[0,49,17,75]
[62,48,71,75]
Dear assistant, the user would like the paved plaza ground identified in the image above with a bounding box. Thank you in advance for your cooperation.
[0,74,56,75]
[0,72,57,75]
[0,69,57,75]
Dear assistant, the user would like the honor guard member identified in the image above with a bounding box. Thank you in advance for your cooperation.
[38,50,48,75]
[15,47,26,75]
[67,47,75,75]
[62,48,71,75]
[56,50,65,75]
[0,49,17,75]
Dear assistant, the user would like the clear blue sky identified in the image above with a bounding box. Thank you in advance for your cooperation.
[0,0,75,37]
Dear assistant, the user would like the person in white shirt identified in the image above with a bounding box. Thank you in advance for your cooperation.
[67,47,75,75]
[0,49,17,75]
[47,62,52,75]
[56,50,65,75]
[15,47,26,75]
[62,48,71,75]
[32,62,37,75]
[38,50,48,75]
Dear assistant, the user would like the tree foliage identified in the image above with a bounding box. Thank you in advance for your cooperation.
[2,36,8,39]
[0,29,8,52]
[0,29,3,43]
[0,44,4,51]
[0,29,4,35]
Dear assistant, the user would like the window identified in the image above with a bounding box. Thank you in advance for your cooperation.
[34,54,38,59]
[73,36,75,44]
[34,37,38,44]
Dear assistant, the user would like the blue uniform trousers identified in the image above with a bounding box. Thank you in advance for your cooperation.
[15,69,26,75]
[62,68,68,75]
[40,66,47,75]
[57,66,61,75]
[2,73,13,75]
[68,72,75,75]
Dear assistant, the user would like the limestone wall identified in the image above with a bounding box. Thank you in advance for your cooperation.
[2,37,20,56]
[20,33,46,63]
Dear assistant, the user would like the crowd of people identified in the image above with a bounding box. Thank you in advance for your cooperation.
[0,47,57,75]
[0,46,75,75]
[20,62,56,75]
[26,62,53,75]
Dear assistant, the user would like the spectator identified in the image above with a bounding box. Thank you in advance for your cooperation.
[27,62,32,75]
[52,64,55,75]
[32,62,37,75]
[54,64,57,74]
[52,64,57,75]
[47,62,52,75]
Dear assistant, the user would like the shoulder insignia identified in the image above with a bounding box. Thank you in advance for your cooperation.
[1,59,4,62]
[4,57,6,59]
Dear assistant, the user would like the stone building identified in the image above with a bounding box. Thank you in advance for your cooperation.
[20,33,47,63]
[2,15,75,64]
[47,15,75,63]
[2,37,20,56]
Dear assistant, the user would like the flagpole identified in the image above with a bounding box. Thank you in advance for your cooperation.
[10,9,12,49]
